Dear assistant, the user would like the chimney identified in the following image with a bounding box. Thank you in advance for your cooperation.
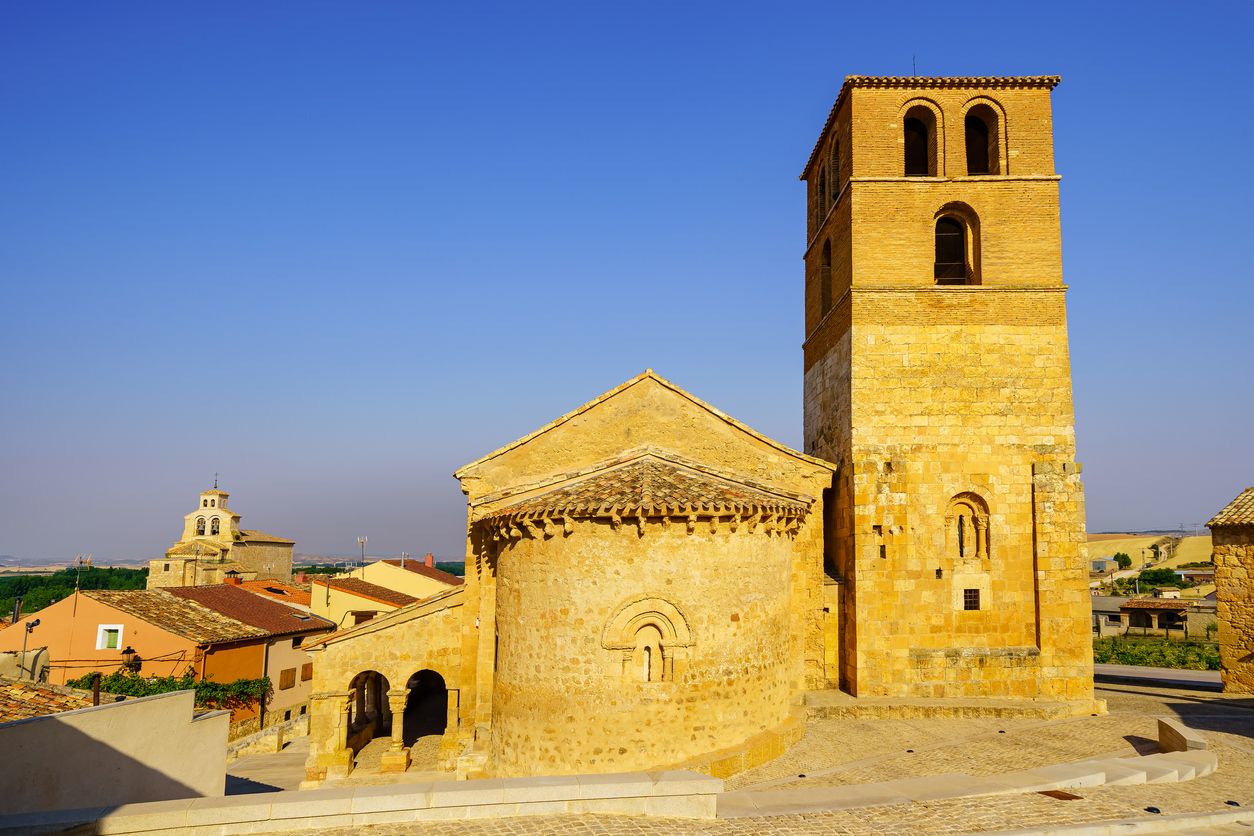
[425,553,434,568]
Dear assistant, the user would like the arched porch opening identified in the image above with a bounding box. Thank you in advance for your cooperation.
[346,670,391,754]
[402,669,448,746]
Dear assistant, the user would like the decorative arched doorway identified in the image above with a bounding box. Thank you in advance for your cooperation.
[402,669,447,746]
[346,670,391,754]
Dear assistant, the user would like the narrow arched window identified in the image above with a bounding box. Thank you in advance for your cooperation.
[210,517,220,535]
[957,515,966,558]
[964,104,1000,175]
[965,113,990,175]
[196,517,206,536]
[904,117,930,176]
[934,217,967,282]
[820,240,832,316]
[634,624,664,682]
[817,166,828,221]
[829,139,841,197]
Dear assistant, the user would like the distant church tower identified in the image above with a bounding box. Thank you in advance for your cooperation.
[147,487,295,589]
[802,76,1094,702]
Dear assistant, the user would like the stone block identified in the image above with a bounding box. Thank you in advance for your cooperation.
[644,793,717,818]
[427,778,507,808]
[1158,717,1207,752]
[500,775,580,803]
[185,795,274,827]
[95,799,193,835]
[269,786,354,819]
[649,769,723,796]
[348,782,434,814]
[576,771,654,799]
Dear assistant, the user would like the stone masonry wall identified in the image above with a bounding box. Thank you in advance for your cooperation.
[489,519,798,777]
[1214,527,1254,693]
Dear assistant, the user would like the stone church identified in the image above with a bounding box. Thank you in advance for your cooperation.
[302,75,1097,785]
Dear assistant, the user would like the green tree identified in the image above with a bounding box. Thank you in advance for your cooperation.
[1113,553,1132,570]
[1138,568,1186,589]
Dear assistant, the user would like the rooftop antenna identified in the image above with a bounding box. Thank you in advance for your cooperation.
[912,55,917,76]
[213,473,219,489]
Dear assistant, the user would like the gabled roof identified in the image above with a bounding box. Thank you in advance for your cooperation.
[1208,488,1254,528]
[83,590,265,644]
[240,529,295,544]
[454,370,834,479]
[238,580,312,607]
[799,74,1062,179]
[377,559,464,587]
[483,451,812,523]
[304,586,463,650]
[0,678,96,724]
[1120,598,1191,611]
[311,577,417,608]
[166,585,333,637]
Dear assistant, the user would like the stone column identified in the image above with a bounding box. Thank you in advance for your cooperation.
[378,689,411,773]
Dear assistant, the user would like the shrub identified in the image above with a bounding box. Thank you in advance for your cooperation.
[67,667,271,710]
[1093,636,1219,671]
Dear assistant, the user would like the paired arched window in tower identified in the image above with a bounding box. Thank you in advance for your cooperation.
[820,239,833,316]
[903,105,936,177]
[196,517,206,536]
[964,103,1001,176]
[210,517,220,535]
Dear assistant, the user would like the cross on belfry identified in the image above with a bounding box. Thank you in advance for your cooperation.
[213,472,218,489]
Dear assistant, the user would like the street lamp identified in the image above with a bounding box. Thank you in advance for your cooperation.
[19,618,40,680]
[357,536,368,569]
[121,646,143,674]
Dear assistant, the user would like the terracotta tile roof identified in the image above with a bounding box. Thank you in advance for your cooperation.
[485,454,810,523]
[800,74,1062,178]
[1208,488,1254,528]
[240,529,296,544]
[83,590,265,644]
[1120,598,1191,611]
[312,577,417,608]
[166,585,333,637]
[0,678,97,723]
[238,580,312,607]
[379,560,464,587]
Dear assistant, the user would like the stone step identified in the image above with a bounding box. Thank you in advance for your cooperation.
[1089,759,1147,786]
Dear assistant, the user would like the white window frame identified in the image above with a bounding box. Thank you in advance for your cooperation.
[96,624,124,650]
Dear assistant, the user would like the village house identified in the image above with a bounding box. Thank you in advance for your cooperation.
[344,554,463,601]
[165,582,333,726]
[311,577,419,629]
[0,586,331,732]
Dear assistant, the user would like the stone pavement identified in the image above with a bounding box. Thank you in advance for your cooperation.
[245,681,1254,834]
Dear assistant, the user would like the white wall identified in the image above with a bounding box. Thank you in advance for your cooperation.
[0,689,228,815]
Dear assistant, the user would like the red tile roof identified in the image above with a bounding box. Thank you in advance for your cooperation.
[1120,598,1191,611]
[0,678,97,723]
[312,577,417,608]
[238,580,312,607]
[166,585,333,637]
[1208,488,1254,528]
[84,590,264,644]
[379,559,463,587]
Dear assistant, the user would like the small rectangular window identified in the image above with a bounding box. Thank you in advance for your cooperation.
[292,636,303,649]
[301,662,313,681]
[284,709,292,722]
[299,705,307,716]
[963,589,981,611]
[279,668,297,690]
[163,563,170,572]
[96,625,124,650]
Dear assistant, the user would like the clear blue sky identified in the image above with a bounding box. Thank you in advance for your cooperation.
[2,2,1251,563]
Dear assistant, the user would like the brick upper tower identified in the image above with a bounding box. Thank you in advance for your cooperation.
[802,76,1094,703]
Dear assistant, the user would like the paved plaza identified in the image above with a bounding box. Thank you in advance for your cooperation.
[234,680,1253,834]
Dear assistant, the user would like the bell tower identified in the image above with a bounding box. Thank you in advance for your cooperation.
[802,76,1093,704]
